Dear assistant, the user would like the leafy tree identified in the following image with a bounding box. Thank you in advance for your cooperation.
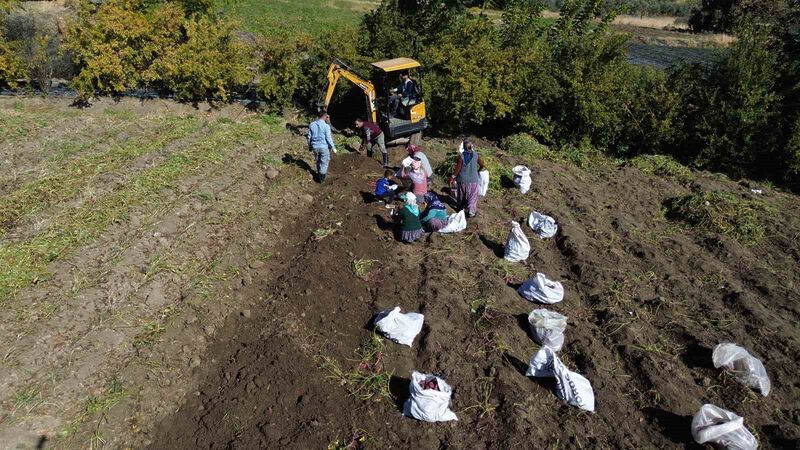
[149,14,250,103]
[65,0,249,102]
[360,0,466,60]
[421,15,516,128]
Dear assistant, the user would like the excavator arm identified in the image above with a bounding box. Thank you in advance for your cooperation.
[318,59,378,123]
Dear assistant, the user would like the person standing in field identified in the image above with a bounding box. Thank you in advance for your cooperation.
[308,111,337,183]
[355,118,388,168]
[450,139,485,218]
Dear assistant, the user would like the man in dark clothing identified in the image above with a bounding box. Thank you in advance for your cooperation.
[355,118,388,167]
[389,73,416,118]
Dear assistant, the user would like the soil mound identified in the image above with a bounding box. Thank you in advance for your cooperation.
[147,148,800,449]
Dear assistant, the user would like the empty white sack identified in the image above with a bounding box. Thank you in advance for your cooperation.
[518,273,564,304]
[692,404,758,450]
[528,211,558,238]
[713,343,770,396]
[528,309,567,351]
[374,307,424,347]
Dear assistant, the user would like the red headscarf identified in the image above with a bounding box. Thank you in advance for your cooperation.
[407,144,421,156]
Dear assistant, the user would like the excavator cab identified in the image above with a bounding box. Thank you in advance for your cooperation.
[371,58,428,142]
[318,57,428,144]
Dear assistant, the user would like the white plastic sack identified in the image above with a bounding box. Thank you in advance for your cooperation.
[512,165,532,194]
[528,309,567,351]
[518,273,564,304]
[504,221,530,263]
[478,170,490,197]
[402,156,414,167]
[526,346,556,378]
[692,404,758,450]
[374,307,424,347]
[528,211,558,238]
[404,371,458,422]
[439,210,467,234]
[526,347,595,412]
[713,343,770,396]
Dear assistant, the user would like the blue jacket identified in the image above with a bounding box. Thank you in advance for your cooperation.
[375,177,392,196]
[308,119,336,151]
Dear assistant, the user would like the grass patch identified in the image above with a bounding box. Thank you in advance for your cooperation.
[499,133,555,159]
[0,116,201,230]
[0,117,276,299]
[320,333,393,402]
[663,191,775,243]
[629,154,693,183]
[351,258,378,279]
[59,378,127,442]
[11,386,41,416]
[313,222,341,241]
[228,0,370,37]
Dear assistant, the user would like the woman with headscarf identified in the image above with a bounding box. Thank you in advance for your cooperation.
[421,192,448,232]
[393,192,424,243]
[449,139,485,218]
[399,158,428,204]
[406,144,434,183]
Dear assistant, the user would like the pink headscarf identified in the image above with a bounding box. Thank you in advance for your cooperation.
[407,144,421,156]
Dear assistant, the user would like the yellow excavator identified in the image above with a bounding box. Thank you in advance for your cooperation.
[318,57,428,144]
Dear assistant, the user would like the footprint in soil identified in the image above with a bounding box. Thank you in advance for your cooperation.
[643,407,702,447]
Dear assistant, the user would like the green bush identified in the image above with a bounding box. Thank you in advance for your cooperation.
[149,15,251,103]
[297,25,369,107]
[669,23,783,181]
[255,33,310,107]
[663,191,774,243]
[420,15,516,129]
[499,133,554,159]
[557,138,609,170]
[629,154,693,183]
[65,0,250,102]
[542,0,699,16]
[0,38,25,88]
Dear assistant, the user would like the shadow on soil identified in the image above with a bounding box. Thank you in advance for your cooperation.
[643,407,700,447]
[282,153,314,176]
[389,375,410,413]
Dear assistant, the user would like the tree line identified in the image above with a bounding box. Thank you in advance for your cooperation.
[0,0,798,191]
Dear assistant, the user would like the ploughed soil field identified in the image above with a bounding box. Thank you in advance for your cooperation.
[1,98,799,449]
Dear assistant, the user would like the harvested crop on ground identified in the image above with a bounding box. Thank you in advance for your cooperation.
[663,190,776,243]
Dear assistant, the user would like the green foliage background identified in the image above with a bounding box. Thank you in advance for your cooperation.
[1,0,799,191]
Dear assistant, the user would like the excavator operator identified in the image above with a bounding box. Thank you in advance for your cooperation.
[389,73,416,118]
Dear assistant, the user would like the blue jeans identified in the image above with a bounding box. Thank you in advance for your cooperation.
[313,148,330,175]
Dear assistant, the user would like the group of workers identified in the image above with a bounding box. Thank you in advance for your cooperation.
[307,110,485,243]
